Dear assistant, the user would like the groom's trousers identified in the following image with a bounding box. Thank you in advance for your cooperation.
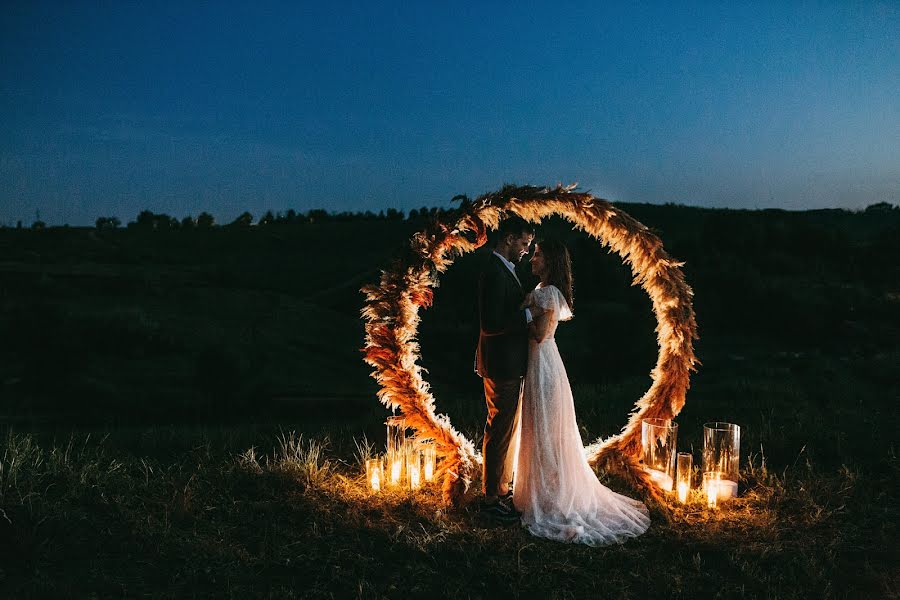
[482,376,523,496]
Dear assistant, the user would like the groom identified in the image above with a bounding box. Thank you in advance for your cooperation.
[475,215,537,522]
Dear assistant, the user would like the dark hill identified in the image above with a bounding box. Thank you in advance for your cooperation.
[1,204,898,428]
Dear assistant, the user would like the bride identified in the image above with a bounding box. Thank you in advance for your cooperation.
[513,239,651,546]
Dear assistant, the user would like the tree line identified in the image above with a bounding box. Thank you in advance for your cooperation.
[90,206,463,231]
[7,200,898,231]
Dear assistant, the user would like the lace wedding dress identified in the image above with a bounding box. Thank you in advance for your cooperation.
[513,284,651,546]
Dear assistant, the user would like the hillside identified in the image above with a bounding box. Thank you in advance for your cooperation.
[1,204,897,434]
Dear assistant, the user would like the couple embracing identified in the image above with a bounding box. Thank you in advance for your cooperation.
[475,216,650,546]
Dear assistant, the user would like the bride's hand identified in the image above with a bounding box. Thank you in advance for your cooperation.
[520,293,533,310]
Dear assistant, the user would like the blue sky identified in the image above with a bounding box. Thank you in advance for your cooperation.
[1,1,897,225]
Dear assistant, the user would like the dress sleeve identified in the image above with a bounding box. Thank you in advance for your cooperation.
[555,287,573,321]
[535,286,573,321]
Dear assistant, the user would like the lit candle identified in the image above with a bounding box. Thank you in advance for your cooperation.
[707,479,719,508]
[386,416,407,487]
[365,458,382,492]
[390,457,402,486]
[371,467,381,491]
[675,452,692,504]
[421,440,436,482]
[408,461,421,490]
[677,481,689,504]
[703,470,737,504]
[648,468,674,491]
[406,445,422,490]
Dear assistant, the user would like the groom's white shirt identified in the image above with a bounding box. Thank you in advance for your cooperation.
[493,250,533,324]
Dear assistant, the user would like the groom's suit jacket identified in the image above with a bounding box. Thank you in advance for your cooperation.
[475,253,529,380]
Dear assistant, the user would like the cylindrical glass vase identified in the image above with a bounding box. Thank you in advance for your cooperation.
[676,452,692,503]
[641,418,678,491]
[702,422,740,501]
[386,416,406,456]
[406,445,422,490]
[419,439,437,482]
[365,457,383,492]
[385,416,407,487]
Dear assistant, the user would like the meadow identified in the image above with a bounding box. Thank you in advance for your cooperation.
[1,202,898,598]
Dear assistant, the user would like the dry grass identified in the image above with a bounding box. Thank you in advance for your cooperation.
[0,430,897,599]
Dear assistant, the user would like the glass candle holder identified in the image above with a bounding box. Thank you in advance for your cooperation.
[386,416,407,457]
[406,446,422,490]
[641,418,678,491]
[386,451,403,487]
[365,457,383,492]
[676,452,692,504]
[420,439,436,482]
[702,422,740,502]
[385,416,407,487]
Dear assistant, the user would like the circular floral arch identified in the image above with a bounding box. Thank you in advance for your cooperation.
[362,185,698,505]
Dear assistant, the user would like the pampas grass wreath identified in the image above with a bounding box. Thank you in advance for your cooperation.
[362,184,698,506]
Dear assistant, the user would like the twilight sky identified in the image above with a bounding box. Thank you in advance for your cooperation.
[1,2,898,226]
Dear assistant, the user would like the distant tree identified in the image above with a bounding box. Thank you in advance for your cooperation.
[307,209,329,223]
[154,213,179,230]
[231,212,253,227]
[132,210,180,230]
[95,216,121,230]
[16,221,22,229]
[31,220,46,230]
[135,210,156,229]
[259,210,275,226]
[864,201,896,213]
[181,215,196,229]
[385,208,404,220]
[197,212,215,228]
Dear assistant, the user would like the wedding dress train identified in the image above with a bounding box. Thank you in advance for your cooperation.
[513,284,651,546]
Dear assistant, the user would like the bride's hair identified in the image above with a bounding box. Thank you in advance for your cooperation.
[536,238,574,313]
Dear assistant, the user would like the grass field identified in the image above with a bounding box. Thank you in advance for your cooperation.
[0,414,896,598]
[1,347,897,598]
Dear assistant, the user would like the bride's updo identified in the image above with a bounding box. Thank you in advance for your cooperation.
[536,238,574,313]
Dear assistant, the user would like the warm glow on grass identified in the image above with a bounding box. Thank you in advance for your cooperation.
[1,431,892,597]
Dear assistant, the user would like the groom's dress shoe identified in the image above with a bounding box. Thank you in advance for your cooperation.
[480,498,521,524]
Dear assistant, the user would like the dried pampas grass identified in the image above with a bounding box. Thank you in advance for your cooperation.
[361,184,698,505]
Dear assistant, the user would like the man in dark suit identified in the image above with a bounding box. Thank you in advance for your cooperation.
[475,215,541,522]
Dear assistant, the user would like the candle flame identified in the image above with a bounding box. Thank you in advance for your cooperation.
[391,459,402,485]
[370,468,381,491]
[424,461,434,481]
[409,463,421,489]
[707,479,719,508]
[677,481,689,504]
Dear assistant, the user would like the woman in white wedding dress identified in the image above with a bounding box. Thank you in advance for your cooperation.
[513,239,651,546]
